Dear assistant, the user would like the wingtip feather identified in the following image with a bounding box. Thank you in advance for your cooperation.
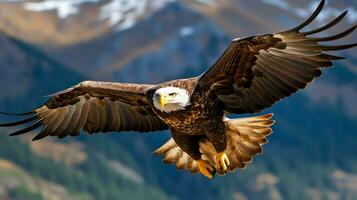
[286,0,325,32]
[303,10,348,35]
[9,120,43,136]
[32,126,48,141]
[0,115,38,127]
[0,111,35,116]
[32,134,46,141]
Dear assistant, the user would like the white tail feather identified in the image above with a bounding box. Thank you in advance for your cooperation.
[153,114,274,176]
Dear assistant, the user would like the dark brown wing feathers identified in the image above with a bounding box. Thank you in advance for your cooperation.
[1,81,168,140]
[198,0,356,114]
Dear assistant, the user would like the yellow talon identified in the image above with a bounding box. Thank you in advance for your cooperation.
[197,160,216,179]
[214,152,230,172]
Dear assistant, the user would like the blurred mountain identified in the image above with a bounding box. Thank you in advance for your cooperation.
[2,0,356,78]
[0,31,84,111]
[0,0,356,199]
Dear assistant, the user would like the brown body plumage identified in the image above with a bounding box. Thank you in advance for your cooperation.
[1,0,356,178]
[150,78,227,160]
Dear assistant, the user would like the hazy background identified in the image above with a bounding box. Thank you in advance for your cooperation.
[0,0,356,199]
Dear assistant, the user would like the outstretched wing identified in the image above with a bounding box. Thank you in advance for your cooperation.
[0,81,168,140]
[197,0,356,114]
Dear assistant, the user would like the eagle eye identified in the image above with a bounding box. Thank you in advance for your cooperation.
[169,92,177,96]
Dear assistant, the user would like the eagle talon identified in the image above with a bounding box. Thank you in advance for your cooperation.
[197,160,216,179]
[214,152,230,172]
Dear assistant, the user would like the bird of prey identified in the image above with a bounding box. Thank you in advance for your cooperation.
[1,0,356,179]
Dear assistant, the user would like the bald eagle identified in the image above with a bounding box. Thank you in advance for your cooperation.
[1,0,356,178]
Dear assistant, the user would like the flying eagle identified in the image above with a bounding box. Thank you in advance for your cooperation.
[1,0,356,179]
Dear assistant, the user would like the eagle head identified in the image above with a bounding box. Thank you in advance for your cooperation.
[152,87,191,113]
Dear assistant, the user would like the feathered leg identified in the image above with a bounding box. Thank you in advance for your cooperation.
[204,120,230,173]
[171,129,216,179]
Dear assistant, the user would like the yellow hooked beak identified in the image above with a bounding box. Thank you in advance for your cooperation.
[160,95,168,106]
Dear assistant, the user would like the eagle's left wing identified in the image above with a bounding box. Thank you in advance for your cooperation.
[197,0,356,114]
[0,81,168,140]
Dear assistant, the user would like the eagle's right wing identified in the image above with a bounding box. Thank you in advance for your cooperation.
[196,0,356,114]
[0,81,168,140]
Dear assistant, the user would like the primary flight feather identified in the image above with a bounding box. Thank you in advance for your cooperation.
[1,0,356,178]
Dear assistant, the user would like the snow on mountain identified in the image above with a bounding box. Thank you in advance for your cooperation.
[196,0,216,5]
[14,0,221,32]
[98,0,176,31]
[24,0,99,19]
[21,0,177,31]
[262,0,289,10]
[180,26,195,36]
[262,0,357,23]
[5,0,357,31]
